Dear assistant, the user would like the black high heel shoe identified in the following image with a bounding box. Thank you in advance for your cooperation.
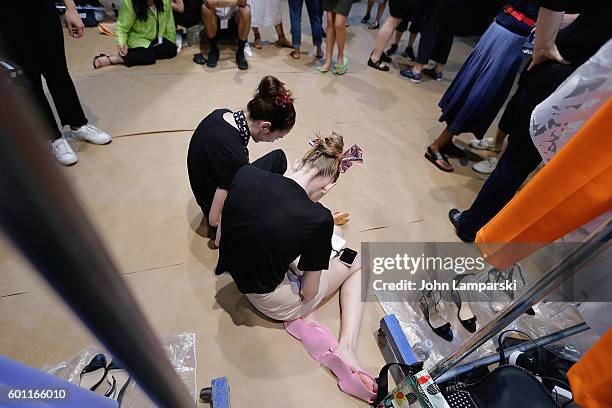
[419,290,453,342]
[79,354,108,391]
[451,274,477,333]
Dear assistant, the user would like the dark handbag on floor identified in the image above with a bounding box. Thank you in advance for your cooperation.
[442,365,562,408]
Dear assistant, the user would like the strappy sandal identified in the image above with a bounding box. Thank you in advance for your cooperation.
[93,54,113,69]
[290,49,300,59]
[425,146,453,172]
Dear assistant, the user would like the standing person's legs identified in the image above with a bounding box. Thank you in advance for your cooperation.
[370,16,401,63]
[306,0,324,57]
[373,0,387,26]
[38,3,87,131]
[252,27,262,48]
[202,0,220,64]
[320,11,336,71]
[428,0,457,74]
[251,149,288,175]
[362,0,373,21]
[274,23,291,47]
[333,13,348,66]
[288,0,304,51]
[455,62,577,240]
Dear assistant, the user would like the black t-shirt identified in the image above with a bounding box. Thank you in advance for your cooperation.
[187,109,249,215]
[216,166,334,294]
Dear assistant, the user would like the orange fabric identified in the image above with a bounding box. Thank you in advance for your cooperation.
[568,329,612,408]
[476,100,612,269]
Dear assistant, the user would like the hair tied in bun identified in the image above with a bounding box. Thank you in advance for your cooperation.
[274,88,295,107]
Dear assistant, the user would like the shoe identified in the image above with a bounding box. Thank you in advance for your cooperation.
[193,53,207,65]
[106,360,131,404]
[367,56,389,72]
[319,352,377,403]
[473,157,499,174]
[361,14,370,24]
[402,46,415,60]
[368,21,380,29]
[71,124,111,145]
[487,264,527,313]
[51,138,78,166]
[424,146,453,172]
[423,67,443,81]
[284,319,338,362]
[400,69,421,83]
[79,354,108,391]
[207,47,219,68]
[236,51,248,70]
[380,52,392,63]
[386,43,398,56]
[450,275,477,333]
[333,56,348,75]
[419,290,453,342]
[469,137,501,152]
[448,209,474,243]
[441,141,466,158]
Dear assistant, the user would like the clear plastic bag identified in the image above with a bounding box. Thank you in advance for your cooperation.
[42,332,197,407]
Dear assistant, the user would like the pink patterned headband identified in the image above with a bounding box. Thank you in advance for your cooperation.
[273,84,295,107]
[308,136,364,174]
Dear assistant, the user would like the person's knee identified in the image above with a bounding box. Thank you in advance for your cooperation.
[237,4,251,21]
[201,1,214,16]
[334,15,346,30]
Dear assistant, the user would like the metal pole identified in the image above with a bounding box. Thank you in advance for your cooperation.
[430,218,611,379]
[0,72,193,406]
[434,322,589,384]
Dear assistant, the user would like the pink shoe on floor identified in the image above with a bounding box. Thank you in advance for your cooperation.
[284,319,338,362]
[319,352,377,403]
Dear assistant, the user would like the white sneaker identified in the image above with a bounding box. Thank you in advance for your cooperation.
[469,138,500,152]
[51,138,78,165]
[473,157,498,174]
[71,124,112,145]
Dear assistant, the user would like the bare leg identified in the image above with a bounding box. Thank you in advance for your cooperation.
[321,12,335,71]
[363,0,373,19]
[493,128,507,150]
[252,27,262,48]
[371,16,401,62]
[275,23,291,47]
[428,128,454,171]
[412,62,423,74]
[334,14,347,64]
[374,0,386,24]
[393,30,403,45]
[236,6,251,41]
[434,62,445,74]
[202,1,218,39]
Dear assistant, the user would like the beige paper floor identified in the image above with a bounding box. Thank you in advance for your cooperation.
[0,3,496,407]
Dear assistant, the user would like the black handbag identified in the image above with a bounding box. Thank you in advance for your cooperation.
[442,364,563,408]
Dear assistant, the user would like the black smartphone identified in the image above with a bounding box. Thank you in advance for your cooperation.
[339,248,358,266]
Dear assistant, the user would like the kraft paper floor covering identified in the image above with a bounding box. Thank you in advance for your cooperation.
[0,3,496,407]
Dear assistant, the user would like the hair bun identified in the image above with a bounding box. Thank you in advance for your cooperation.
[318,132,344,157]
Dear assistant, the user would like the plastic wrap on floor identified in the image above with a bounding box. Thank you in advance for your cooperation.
[378,289,593,370]
[42,332,197,407]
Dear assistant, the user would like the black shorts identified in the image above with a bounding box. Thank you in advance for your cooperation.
[173,0,203,28]
[216,15,238,40]
[389,0,410,19]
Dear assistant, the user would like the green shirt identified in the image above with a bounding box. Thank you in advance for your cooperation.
[116,0,176,49]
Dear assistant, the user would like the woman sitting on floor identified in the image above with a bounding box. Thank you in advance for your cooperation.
[215,133,377,402]
[94,0,177,69]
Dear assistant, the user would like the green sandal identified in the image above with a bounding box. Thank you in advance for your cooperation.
[333,56,348,75]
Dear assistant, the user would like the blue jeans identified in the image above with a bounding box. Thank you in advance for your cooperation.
[288,0,323,48]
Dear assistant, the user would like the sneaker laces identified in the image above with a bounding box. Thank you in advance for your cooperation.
[54,139,72,155]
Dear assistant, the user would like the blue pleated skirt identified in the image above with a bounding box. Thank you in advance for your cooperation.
[439,21,528,139]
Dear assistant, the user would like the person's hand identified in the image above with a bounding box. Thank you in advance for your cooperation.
[64,8,84,38]
[528,43,569,70]
[117,44,128,57]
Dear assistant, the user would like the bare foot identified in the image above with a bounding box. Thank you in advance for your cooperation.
[290,48,300,59]
[276,36,292,48]
[315,46,324,59]
[332,344,376,392]
[253,35,262,49]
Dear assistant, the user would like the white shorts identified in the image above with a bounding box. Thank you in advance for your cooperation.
[246,268,329,321]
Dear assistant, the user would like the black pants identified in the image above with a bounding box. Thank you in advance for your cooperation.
[203,149,287,238]
[0,1,87,140]
[456,62,578,241]
[123,38,178,67]
[416,0,460,65]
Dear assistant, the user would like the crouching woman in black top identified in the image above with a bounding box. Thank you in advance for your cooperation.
[216,133,376,396]
[187,76,296,238]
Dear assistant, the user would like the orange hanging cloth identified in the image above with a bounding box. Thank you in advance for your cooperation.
[568,329,612,408]
[476,100,612,269]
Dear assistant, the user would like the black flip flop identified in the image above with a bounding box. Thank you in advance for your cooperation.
[425,146,453,172]
[193,53,207,65]
[93,54,113,69]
